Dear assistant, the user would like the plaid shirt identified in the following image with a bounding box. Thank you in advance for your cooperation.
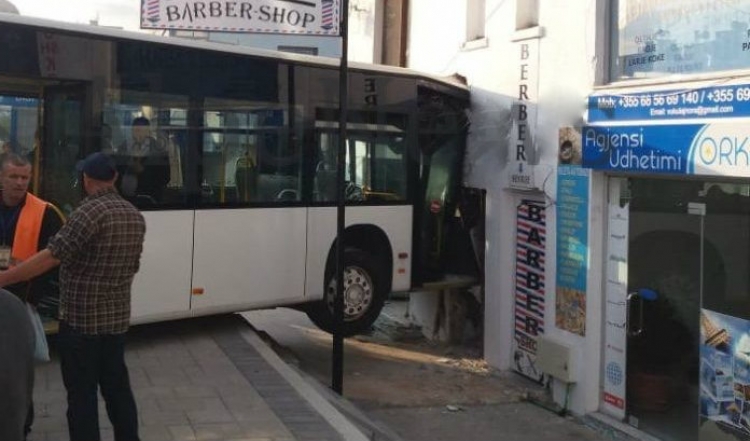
[47,188,145,334]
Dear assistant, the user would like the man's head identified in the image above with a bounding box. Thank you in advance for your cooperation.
[0,152,32,207]
[76,152,117,195]
[131,116,151,143]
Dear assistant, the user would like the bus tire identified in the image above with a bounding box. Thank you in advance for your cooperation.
[306,248,387,337]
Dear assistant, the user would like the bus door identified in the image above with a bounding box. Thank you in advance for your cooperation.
[41,84,88,213]
[412,86,478,286]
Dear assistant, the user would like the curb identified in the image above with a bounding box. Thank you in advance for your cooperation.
[237,325,370,441]
[292,365,407,441]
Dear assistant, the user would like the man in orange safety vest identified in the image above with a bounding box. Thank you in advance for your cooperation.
[0,151,64,440]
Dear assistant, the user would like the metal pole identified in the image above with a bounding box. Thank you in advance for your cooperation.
[332,0,349,395]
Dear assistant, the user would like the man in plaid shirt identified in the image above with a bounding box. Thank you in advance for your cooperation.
[0,152,146,441]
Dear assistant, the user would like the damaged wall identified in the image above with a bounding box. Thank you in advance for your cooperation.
[407,0,608,416]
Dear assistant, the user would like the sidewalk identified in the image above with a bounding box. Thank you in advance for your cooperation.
[31,315,369,441]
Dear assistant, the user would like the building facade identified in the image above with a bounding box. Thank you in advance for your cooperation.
[408,1,750,441]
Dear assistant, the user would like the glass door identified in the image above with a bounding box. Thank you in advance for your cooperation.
[625,178,703,441]
[605,177,750,441]
[698,182,750,441]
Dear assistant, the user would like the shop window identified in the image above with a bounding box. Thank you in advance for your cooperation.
[611,0,750,80]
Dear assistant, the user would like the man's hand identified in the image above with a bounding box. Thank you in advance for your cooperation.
[0,269,9,288]
[0,249,60,287]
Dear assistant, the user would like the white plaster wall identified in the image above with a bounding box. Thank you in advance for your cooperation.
[348,0,383,63]
[408,0,606,416]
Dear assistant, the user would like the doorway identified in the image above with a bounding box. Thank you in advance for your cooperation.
[606,177,750,441]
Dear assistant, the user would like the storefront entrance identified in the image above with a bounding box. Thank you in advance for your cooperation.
[605,177,750,441]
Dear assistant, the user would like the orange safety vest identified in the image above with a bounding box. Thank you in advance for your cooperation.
[11,193,47,262]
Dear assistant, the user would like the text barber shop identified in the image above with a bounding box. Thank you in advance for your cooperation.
[585,81,750,441]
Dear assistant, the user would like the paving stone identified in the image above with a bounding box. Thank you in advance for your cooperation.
[140,410,191,426]
[174,384,221,399]
[31,316,359,441]
[169,424,198,440]
[139,424,173,441]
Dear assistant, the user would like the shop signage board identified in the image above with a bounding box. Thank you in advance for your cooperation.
[555,165,589,336]
[602,196,629,419]
[508,38,539,190]
[140,0,340,35]
[589,84,750,123]
[512,200,547,382]
[582,122,750,177]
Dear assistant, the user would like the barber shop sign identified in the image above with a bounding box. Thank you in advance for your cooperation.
[141,0,340,35]
[512,200,547,383]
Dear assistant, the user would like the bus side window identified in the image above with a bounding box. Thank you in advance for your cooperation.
[253,129,301,203]
[113,117,171,206]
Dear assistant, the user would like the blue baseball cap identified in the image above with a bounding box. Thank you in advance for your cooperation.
[76,152,116,181]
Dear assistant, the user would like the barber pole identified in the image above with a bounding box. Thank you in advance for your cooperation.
[146,0,160,23]
[321,0,334,30]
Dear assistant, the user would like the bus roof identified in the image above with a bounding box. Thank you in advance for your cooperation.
[0,12,468,95]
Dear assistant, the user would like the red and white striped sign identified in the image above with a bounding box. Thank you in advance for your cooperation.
[512,200,546,383]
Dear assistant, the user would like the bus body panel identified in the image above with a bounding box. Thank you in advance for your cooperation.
[305,205,413,300]
[0,15,470,333]
[190,207,307,311]
[130,210,194,323]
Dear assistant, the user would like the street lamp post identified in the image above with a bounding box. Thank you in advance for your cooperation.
[332,0,349,395]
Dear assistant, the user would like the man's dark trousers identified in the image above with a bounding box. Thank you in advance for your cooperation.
[58,322,140,441]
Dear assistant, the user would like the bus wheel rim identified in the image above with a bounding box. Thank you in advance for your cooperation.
[326,266,374,322]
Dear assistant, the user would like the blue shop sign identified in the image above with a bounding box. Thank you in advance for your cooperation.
[588,84,750,123]
[0,96,37,107]
[582,123,750,177]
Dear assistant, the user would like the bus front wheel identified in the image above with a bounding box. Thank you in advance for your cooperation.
[306,248,387,337]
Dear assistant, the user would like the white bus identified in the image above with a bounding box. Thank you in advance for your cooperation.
[0,13,474,336]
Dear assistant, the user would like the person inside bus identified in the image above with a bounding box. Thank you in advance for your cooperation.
[115,116,170,204]
[0,152,65,440]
